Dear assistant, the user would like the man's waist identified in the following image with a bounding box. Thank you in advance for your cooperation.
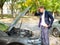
[41,24,47,27]
[40,21,46,26]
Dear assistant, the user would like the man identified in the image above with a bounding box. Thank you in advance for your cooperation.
[35,6,54,45]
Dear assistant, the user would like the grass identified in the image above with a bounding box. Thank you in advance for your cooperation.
[4,14,13,18]
[0,23,9,31]
[0,14,13,18]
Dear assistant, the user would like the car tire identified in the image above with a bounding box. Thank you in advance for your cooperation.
[0,40,7,45]
[7,42,24,45]
[52,28,60,37]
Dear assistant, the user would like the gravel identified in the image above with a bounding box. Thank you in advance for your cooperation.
[0,16,60,45]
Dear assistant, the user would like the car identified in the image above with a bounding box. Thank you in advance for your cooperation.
[0,28,33,45]
[50,19,60,37]
[0,7,34,45]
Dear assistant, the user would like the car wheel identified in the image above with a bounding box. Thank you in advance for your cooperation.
[52,28,60,37]
[0,40,7,45]
[7,42,24,45]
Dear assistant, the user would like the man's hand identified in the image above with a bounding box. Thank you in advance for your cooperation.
[44,24,49,28]
[37,8,40,12]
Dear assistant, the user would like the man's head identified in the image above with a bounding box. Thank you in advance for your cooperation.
[38,6,45,13]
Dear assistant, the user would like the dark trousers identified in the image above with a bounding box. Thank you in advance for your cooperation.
[41,26,49,45]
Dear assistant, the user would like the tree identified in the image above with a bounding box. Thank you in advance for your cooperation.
[52,0,60,17]
[11,0,18,18]
[5,0,18,18]
[13,0,60,17]
[0,0,6,19]
[37,0,60,17]
[46,0,60,17]
[8,0,18,18]
[16,0,26,12]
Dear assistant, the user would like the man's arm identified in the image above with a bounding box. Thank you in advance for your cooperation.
[48,12,54,26]
[35,11,40,16]
[35,8,41,16]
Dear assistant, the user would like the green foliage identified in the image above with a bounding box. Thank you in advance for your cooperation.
[48,0,60,12]
[16,0,60,13]
[0,0,7,19]
[0,0,6,8]
[0,23,8,31]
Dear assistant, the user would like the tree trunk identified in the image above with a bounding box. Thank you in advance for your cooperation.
[1,8,3,19]
[11,0,14,18]
[0,8,1,15]
[11,5,13,18]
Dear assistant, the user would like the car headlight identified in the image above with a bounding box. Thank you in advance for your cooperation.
[27,38,41,44]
